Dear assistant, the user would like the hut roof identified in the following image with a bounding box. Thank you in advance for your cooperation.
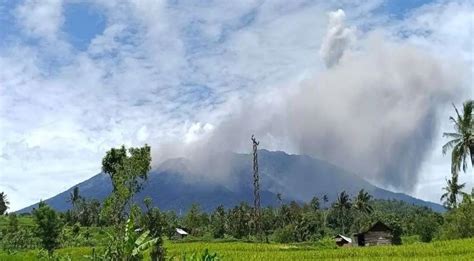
[176,228,188,235]
[355,221,392,235]
[334,234,352,243]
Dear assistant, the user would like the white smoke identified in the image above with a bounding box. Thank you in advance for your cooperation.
[319,9,355,68]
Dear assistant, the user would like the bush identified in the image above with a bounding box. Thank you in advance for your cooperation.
[441,197,474,240]
[272,225,295,243]
[32,202,63,254]
[415,215,440,243]
[1,228,39,251]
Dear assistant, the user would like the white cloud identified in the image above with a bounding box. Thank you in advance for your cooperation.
[15,0,64,40]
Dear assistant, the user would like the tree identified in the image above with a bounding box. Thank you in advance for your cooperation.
[99,216,158,261]
[67,186,81,209]
[210,205,226,238]
[0,192,9,215]
[333,191,351,234]
[7,213,19,233]
[310,196,320,212]
[142,198,165,261]
[32,202,62,254]
[227,202,252,239]
[353,189,373,215]
[440,174,466,209]
[415,214,440,242]
[322,195,329,209]
[442,100,473,175]
[77,199,101,226]
[101,145,152,225]
[183,203,207,236]
[441,195,474,239]
[276,193,283,206]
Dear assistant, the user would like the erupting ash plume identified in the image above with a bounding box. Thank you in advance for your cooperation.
[153,10,464,192]
[319,9,355,68]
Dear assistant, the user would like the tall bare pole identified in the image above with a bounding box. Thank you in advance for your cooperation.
[251,135,261,234]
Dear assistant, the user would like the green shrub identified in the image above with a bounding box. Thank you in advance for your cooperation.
[272,225,295,243]
[441,197,474,239]
[33,202,63,254]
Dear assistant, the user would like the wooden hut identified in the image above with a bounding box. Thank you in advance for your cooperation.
[334,234,352,247]
[353,221,393,247]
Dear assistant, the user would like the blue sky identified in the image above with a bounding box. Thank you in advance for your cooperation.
[0,0,472,211]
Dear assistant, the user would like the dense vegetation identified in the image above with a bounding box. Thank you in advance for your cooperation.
[1,191,473,260]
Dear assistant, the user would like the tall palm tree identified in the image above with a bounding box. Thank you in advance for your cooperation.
[333,191,351,234]
[443,100,474,175]
[322,194,329,209]
[440,174,466,209]
[67,186,81,209]
[353,189,373,215]
[0,192,9,215]
[276,193,283,206]
[310,196,320,211]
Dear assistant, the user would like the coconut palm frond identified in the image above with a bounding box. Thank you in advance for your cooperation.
[442,138,461,155]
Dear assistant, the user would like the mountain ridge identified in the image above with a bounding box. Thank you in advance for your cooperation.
[17,150,444,213]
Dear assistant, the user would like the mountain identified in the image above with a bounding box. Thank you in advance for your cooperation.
[17,150,444,213]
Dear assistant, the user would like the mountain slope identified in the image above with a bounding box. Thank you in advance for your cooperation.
[18,150,444,213]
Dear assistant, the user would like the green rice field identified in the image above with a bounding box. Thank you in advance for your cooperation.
[1,237,473,260]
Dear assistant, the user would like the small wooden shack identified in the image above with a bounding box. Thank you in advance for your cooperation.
[334,234,352,247]
[353,221,393,247]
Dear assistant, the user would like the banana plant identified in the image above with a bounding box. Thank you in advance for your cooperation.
[86,216,158,261]
[124,217,158,258]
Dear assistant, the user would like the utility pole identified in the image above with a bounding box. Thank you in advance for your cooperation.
[251,135,261,235]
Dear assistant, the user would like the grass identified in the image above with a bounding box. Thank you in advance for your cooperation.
[1,238,474,260]
[0,216,34,229]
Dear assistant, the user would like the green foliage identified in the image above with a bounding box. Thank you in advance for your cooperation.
[32,202,63,254]
[163,211,180,239]
[3,239,474,260]
[272,224,295,243]
[7,213,19,233]
[210,205,226,239]
[36,249,72,261]
[0,192,9,215]
[162,238,474,260]
[73,199,102,227]
[440,195,474,239]
[1,227,39,251]
[332,191,352,234]
[415,214,441,242]
[98,216,158,260]
[100,145,152,225]
[440,174,466,209]
[442,99,473,174]
[141,197,166,261]
[226,202,251,239]
[179,249,219,261]
[67,187,82,210]
[370,199,441,237]
[183,203,208,237]
[353,189,373,215]
[310,196,320,211]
